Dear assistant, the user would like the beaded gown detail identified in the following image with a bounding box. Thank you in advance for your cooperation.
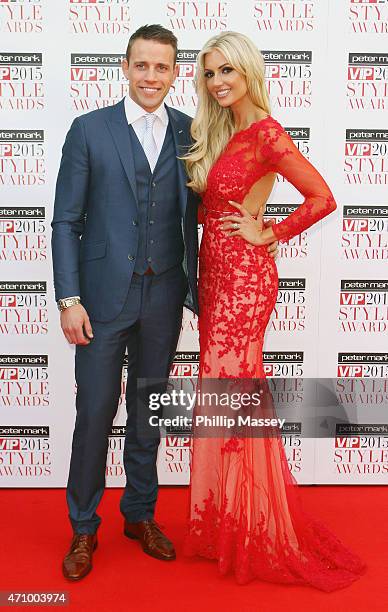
[184,116,365,591]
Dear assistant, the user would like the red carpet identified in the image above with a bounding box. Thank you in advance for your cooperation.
[0,486,386,611]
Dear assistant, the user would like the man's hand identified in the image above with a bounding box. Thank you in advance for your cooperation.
[60,304,94,345]
[264,218,279,259]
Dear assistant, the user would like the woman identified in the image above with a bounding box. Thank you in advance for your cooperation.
[182,32,365,591]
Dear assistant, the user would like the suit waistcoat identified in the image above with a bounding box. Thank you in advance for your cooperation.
[128,123,184,275]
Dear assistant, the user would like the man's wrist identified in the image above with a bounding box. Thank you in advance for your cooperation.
[57,296,81,312]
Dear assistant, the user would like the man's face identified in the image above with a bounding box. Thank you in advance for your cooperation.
[122,38,179,112]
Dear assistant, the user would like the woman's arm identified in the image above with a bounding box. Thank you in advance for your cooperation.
[257,119,337,243]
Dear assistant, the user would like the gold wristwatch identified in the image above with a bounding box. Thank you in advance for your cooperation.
[57,296,81,311]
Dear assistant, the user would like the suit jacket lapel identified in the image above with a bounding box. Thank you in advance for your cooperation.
[105,99,138,205]
[166,105,190,218]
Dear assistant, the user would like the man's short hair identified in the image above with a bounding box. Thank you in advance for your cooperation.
[126,24,178,64]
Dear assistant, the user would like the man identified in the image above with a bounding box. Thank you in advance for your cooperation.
[52,24,278,581]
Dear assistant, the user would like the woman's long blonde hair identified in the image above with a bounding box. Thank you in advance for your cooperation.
[183,31,271,193]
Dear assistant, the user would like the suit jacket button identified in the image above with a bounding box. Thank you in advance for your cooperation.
[151,182,156,187]
[128,255,134,261]
[132,220,138,226]
[149,220,154,225]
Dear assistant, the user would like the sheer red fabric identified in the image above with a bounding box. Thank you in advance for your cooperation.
[184,116,365,591]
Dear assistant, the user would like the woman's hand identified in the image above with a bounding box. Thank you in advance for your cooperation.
[264,218,279,258]
[220,201,275,248]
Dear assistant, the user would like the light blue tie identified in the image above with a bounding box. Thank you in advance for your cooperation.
[142,113,158,171]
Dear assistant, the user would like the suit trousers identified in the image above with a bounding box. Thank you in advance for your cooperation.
[66,264,188,534]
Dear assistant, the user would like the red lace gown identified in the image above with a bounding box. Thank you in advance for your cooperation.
[184,116,366,591]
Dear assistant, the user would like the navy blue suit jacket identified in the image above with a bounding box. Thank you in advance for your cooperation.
[51,99,199,322]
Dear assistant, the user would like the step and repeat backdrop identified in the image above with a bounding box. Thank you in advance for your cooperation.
[0,0,387,487]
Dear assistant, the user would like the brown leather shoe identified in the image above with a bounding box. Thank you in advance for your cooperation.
[62,533,98,581]
[124,519,176,561]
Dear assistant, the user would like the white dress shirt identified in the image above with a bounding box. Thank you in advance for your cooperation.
[124,95,169,171]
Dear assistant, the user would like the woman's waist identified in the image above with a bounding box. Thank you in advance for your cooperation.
[202,205,259,220]
[202,207,233,219]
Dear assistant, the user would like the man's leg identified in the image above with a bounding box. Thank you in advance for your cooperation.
[66,277,143,535]
[63,276,145,581]
[120,265,187,525]
[66,332,126,535]
[63,323,128,581]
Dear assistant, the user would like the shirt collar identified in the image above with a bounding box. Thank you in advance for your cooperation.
[124,94,169,126]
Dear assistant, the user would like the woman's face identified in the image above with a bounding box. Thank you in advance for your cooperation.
[203,48,248,108]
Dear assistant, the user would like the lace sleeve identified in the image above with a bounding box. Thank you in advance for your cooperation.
[257,119,337,243]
